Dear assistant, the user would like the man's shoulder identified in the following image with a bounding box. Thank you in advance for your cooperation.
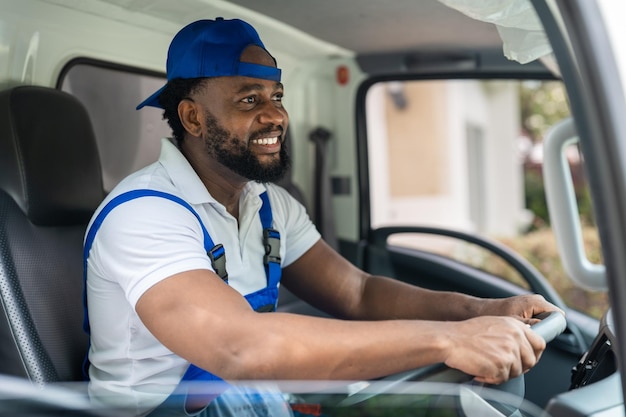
[263,182,300,202]
[101,161,180,204]
[261,182,306,213]
[90,170,193,231]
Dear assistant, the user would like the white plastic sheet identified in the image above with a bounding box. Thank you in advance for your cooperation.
[438,0,553,65]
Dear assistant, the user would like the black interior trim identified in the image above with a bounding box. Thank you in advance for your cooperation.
[56,57,165,90]
[368,226,566,307]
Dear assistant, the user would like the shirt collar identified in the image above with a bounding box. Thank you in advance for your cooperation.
[158,138,268,205]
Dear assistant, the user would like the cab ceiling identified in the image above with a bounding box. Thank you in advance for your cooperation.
[225,0,503,54]
[43,0,504,56]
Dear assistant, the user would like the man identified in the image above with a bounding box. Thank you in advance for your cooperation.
[84,17,561,416]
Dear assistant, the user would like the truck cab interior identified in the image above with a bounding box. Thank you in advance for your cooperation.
[1,1,625,416]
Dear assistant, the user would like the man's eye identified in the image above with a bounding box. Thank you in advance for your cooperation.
[273,93,283,102]
[241,96,256,104]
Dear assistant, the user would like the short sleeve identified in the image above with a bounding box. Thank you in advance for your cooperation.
[87,196,213,308]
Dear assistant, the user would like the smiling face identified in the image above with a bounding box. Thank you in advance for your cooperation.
[201,107,290,183]
[182,45,290,183]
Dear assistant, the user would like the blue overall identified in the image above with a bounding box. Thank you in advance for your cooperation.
[82,189,282,415]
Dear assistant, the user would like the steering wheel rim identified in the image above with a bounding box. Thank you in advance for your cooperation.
[340,311,567,406]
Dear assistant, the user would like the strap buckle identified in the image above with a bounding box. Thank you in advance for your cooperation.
[255,304,276,313]
[263,228,281,265]
[207,244,228,282]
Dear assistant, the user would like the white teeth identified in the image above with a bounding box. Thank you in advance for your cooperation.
[252,137,278,145]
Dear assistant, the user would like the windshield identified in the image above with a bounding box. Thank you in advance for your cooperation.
[0,377,548,417]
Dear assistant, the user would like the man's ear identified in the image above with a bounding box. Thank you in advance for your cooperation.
[178,99,202,138]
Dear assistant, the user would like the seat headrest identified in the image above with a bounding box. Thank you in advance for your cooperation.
[0,86,104,226]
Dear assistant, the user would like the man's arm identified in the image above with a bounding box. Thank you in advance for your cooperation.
[135,244,548,385]
[280,239,561,322]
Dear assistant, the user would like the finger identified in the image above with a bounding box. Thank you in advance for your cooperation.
[527,325,547,354]
[483,352,527,383]
[520,327,546,371]
[476,351,518,385]
[448,354,508,385]
[473,372,505,385]
[531,295,566,317]
[509,351,525,379]
[474,364,512,385]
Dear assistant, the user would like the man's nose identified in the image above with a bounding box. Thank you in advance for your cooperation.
[257,101,287,126]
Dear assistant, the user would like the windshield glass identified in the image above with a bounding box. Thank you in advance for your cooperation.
[365,77,607,319]
[0,378,547,417]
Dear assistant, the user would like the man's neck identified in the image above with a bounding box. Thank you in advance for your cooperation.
[204,176,244,220]
[180,139,247,220]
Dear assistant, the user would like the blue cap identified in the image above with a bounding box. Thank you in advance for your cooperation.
[136,18,282,110]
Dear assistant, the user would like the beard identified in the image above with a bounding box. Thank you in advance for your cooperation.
[202,110,290,183]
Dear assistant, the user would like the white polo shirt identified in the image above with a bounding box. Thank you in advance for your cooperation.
[86,138,321,414]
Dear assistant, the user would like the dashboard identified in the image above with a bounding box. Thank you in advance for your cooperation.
[546,309,623,417]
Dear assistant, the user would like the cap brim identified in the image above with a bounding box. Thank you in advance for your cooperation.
[136,84,166,110]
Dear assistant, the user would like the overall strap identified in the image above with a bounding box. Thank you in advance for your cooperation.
[83,189,228,299]
[82,189,281,385]
[81,189,228,380]
[259,191,281,289]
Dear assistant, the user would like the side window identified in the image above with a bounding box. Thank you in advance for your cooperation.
[365,78,607,318]
[59,62,171,192]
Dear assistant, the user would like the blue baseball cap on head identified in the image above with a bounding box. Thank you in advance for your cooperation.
[136,17,282,110]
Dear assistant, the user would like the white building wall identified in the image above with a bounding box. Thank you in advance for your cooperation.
[484,82,526,236]
[367,79,524,239]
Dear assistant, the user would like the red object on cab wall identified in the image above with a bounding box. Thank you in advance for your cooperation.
[336,65,349,85]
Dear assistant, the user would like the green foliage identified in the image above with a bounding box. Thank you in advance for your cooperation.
[523,167,596,231]
[524,167,594,231]
[451,227,607,319]
[497,227,607,319]
[311,395,460,417]
[520,80,596,229]
[501,79,607,318]
[520,81,571,142]
[524,169,549,230]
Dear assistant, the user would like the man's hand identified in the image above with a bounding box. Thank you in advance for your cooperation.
[442,315,546,384]
[478,294,565,325]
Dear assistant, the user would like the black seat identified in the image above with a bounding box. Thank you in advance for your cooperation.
[0,86,104,384]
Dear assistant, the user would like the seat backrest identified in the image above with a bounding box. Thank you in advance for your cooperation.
[0,86,104,384]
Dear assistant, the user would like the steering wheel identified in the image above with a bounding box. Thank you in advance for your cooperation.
[340,311,567,407]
